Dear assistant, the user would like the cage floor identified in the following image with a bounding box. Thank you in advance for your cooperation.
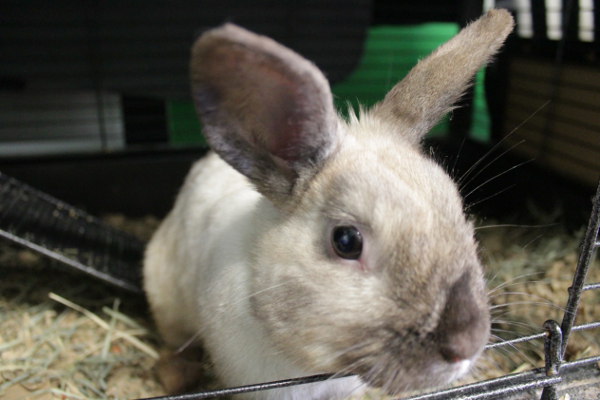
[1,213,599,400]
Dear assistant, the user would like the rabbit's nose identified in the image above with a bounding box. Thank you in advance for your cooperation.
[435,272,490,363]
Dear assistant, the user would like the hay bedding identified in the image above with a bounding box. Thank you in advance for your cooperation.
[476,222,600,379]
[0,214,599,399]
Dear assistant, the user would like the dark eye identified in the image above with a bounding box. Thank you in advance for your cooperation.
[331,226,363,260]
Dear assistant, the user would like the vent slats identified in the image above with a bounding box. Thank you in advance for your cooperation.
[503,57,600,187]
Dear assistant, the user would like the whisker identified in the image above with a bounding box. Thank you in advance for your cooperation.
[489,309,516,320]
[520,234,546,250]
[491,326,540,339]
[463,159,533,201]
[473,353,508,380]
[385,360,401,395]
[491,320,540,333]
[487,333,530,350]
[486,334,539,366]
[347,377,367,398]
[460,139,525,191]
[490,327,530,337]
[487,335,542,356]
[239,280,296,304]
[475,222,558,231]
[457,99,550,186]
[484,268,503,289]
[483,261,532,289]
[488,278,556,295]
[176,330,202,354]
[490,301,564,312]
[488,289,555,301]
[487,271,545,295]
[486,345,537,371]
[489,307,545,321]
[488,333,508,342]
[450,136,467,178]
[327,343,372,377]
[328,361,359,381]
[466,183,516,209]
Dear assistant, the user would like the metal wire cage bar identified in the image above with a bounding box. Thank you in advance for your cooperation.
[539,180,600,398]
[559,180,600,357]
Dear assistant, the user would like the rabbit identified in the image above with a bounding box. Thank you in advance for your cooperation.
[144,9,514,400]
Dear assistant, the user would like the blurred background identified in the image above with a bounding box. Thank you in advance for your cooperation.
[1,0,598,223]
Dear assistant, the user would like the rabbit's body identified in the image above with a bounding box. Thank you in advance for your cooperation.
[145,152,259,348]
[146,152,365,399]
[145,10,514,399]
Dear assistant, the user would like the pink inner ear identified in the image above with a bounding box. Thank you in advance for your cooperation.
[194,28,336,175]
[262,87,305,163]
[235,61,312,164]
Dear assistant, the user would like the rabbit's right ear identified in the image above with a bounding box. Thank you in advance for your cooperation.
[190,24,339,205]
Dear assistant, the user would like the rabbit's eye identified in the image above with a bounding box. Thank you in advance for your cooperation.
[331,226,363,260]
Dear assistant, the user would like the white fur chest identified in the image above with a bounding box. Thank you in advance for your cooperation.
[144,152,365,399]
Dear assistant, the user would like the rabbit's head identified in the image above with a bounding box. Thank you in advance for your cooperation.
[191,10,513,393]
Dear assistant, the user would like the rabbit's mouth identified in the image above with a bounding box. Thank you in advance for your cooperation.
[329,326,483,395]
[351,352,476,395]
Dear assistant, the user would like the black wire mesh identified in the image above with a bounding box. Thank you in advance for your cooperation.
[0,171,144,293]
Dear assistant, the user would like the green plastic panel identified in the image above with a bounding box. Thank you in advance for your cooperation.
[167,100,205,146]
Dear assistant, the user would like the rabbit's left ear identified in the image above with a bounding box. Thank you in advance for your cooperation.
[372,9,514,145]
[190,24,340,204]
